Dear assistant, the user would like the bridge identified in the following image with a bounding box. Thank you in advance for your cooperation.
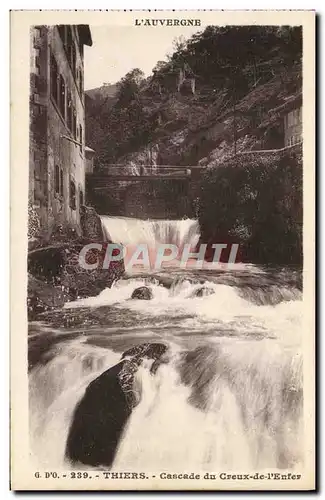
[86,164,205,219]
[87,164,204,184]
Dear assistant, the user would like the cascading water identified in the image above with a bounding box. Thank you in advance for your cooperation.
[100,215,200,248]
[28,216,303,473]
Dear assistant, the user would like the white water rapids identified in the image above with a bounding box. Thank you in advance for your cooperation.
[29,217,303,473]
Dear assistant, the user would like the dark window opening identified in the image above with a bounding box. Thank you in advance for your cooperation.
[59,74,66,119]
[79,189,84,209]
[72,109,77,139]
[54,165,60,194]
[57,25,77,79]
[67,26,73,56]
[79,70,83,94]
[50,53,58,103]
[60,169,64,196]
[79,124,83,152]
[67,90,72,131]
[55,166,64,198]
[66,26,76,78]
[69,179,76,210]
[71,43,76,76]
[58,25,66,44]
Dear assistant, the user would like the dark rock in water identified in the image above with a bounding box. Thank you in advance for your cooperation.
[131,286,153,300]
[27,274,71,321]
[65,342,168,468]
[65,361,130,468]
[191,286,215,298]
[28,240,124,309]
[122,342,167,361]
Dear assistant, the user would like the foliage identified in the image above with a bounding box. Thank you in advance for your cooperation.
[85,26,301,166]
[86,68,155,164]
[199,145,303,264]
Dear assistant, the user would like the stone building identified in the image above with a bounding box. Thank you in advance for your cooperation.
[29,25,92,237]
[267,93,302,149]
[283,102,302,147]
[85,146,96,175]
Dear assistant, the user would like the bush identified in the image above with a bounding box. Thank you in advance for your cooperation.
[199,144,302,265]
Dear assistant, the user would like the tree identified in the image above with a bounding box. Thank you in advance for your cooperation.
[115,68,145,108]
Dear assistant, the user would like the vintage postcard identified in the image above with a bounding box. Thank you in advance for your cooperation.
[10,10,315,491]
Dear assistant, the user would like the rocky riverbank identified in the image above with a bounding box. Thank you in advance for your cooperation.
[27,206,125,321]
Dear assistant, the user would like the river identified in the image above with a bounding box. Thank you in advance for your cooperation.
[28,217,303,472]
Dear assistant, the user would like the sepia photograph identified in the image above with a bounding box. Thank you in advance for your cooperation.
[10,10,315,491]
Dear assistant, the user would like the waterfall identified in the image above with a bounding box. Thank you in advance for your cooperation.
[100,216,200,248]
[28,216,303,474]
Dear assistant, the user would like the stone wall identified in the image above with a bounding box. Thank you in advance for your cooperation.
[30,26,49,230]
[29,26,88,239]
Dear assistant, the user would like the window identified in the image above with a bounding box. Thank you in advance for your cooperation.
[50,53,58,103]
[79,189,84,209]
[54,165,60,194]
[79,70,83,94]
[57,25,77,79]
[66,99,76,138]
[287,135,300,147]
[59,74,66,119]
[67,90,73,131]
[60,168,64,196]
[79,124,83,152]
[55,165,64,197]
[72,109,77,139]
[69,179,76,210]
[286,108,302,129]
[71,43,77,76]
[58,25,66,44]
[66,26,73,61]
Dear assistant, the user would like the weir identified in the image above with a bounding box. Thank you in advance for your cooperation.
[100,215,200,248]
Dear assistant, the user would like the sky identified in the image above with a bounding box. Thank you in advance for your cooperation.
[84,25,202,90]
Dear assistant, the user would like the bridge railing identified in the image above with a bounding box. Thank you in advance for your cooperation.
[92,164,205,179]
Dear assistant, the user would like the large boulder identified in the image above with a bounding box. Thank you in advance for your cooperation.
[131,286,153,300]
[65,343,168,467]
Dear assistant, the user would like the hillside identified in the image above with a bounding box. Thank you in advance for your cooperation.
[85,82,118,101]
[85,26,301,170]
[84,26,303,265]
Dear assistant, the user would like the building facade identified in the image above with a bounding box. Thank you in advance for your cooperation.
[29,25,92,237]
[284,106,302,147]
[85,146,95,175]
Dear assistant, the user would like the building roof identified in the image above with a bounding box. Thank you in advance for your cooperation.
[77,25,92,46]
